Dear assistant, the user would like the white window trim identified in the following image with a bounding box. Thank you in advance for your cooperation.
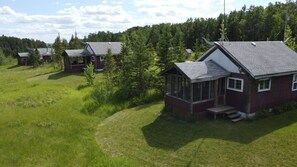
[100,56,104,61]
[292,74,297,91]
[227,77,244,92]
[258,78,271,92]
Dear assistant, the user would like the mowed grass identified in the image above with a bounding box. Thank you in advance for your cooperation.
[0,64,135,166]
[97,102,297,167]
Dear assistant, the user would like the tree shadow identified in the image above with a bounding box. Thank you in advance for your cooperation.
[7,65,20,69]
[142,110,297,150]
[48,71,83,80]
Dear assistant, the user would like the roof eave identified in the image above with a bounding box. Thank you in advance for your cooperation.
[191,73,230,83]
[254,71,297,80]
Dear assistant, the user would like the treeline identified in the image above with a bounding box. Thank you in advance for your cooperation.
[84,2,297,53]
[0,35,47,57]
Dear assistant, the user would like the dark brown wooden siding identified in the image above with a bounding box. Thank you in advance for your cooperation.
[165,95,191,118]
[193,100,214,119]
[96,56,104,69]
[251,74,297,112]
[226,73,250,112]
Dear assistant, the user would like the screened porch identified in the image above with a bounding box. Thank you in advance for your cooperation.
[165,75,226,104]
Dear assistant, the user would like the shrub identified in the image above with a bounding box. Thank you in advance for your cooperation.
[256,101,297,119]
[84,63,95,86]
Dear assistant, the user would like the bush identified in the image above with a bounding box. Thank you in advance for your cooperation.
[84,63,95,86]
[256,101,297,119]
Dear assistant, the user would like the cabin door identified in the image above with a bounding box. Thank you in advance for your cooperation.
[217,77,226,105]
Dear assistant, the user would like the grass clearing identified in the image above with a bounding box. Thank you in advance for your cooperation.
[0,64,135,166]
[96,102,297,166]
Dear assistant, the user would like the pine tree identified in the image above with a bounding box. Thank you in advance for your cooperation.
[68,32,82,49]
[52,35,64,70]
[156,29,173,71]
[0,48,6,65]
[103,48,117,90]
[118,31,153,97]
[285,25,297,51]
[28,48,41,68]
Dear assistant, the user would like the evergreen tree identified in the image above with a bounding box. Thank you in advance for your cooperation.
[52,35,64,70]
[28,48,41,68]
[84,63,95,86]
[285,25,297,51]
[156,29,173,71]
[103,48,117,90]
[68,33,82,49]
[0,48,6,65]
[118,31,153,97]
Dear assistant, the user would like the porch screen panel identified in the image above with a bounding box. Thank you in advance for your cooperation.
[177,76,184,98]
[165,75,171,94]
[193,83,201,102]
[202,81,210,100]
[209,80,215,99]
[171,75,177,97]
[185,79,191,101]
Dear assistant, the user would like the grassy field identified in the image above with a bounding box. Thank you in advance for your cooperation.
[97,102,297,167]
[0,64,135,166]
[2,64,297,167]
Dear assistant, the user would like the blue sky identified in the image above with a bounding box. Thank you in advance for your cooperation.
[0,0,286,43]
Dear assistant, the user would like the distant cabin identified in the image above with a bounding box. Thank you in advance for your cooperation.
[162,41,297,121]
[63,42,122,72]
[17,48,53,65]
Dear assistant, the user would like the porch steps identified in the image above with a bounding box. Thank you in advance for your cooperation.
[225,110,244,123]
[232,117,244,123]
[228,113,241,119]
[225,110,237,115]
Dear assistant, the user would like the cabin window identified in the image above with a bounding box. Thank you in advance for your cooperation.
[258,79,271,92]
[227,77,243,92]
[100,56,104,61]
[91,56,95,62]
[292,74,297,91]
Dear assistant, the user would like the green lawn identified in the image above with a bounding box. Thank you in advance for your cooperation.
[2,64,297,167]
[97,102,297,167]
[0,64,134,166]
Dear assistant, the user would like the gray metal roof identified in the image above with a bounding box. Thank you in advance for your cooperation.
[87,42,122,56]
[64,49,85,57]
[204,41,297,79]
[18,48,53,58]
[18,52,29,58]
[186,49,192,53]
[174,60,230,82]
[37,48,53,56]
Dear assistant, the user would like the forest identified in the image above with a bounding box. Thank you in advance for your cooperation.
[83,2,297,53]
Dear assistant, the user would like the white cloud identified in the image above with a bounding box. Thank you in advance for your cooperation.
[0,0,265,43]
[0,5,132,43]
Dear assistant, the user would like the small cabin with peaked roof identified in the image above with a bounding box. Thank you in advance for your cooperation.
[162,41,297,119]
[63,42,122,72]
[17,48,53,65]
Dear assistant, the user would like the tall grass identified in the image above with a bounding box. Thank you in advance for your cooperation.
[81,82,162,118]
[0,64,137,166]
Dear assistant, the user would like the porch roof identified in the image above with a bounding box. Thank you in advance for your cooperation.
[63,49,86,57]
[18,52,29,58]
[166,60,230,82]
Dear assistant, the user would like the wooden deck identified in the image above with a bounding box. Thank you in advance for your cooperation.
[207,105,234,120]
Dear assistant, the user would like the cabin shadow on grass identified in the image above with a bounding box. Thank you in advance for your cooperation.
[48,71,83,80]
[142,110,297,150]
